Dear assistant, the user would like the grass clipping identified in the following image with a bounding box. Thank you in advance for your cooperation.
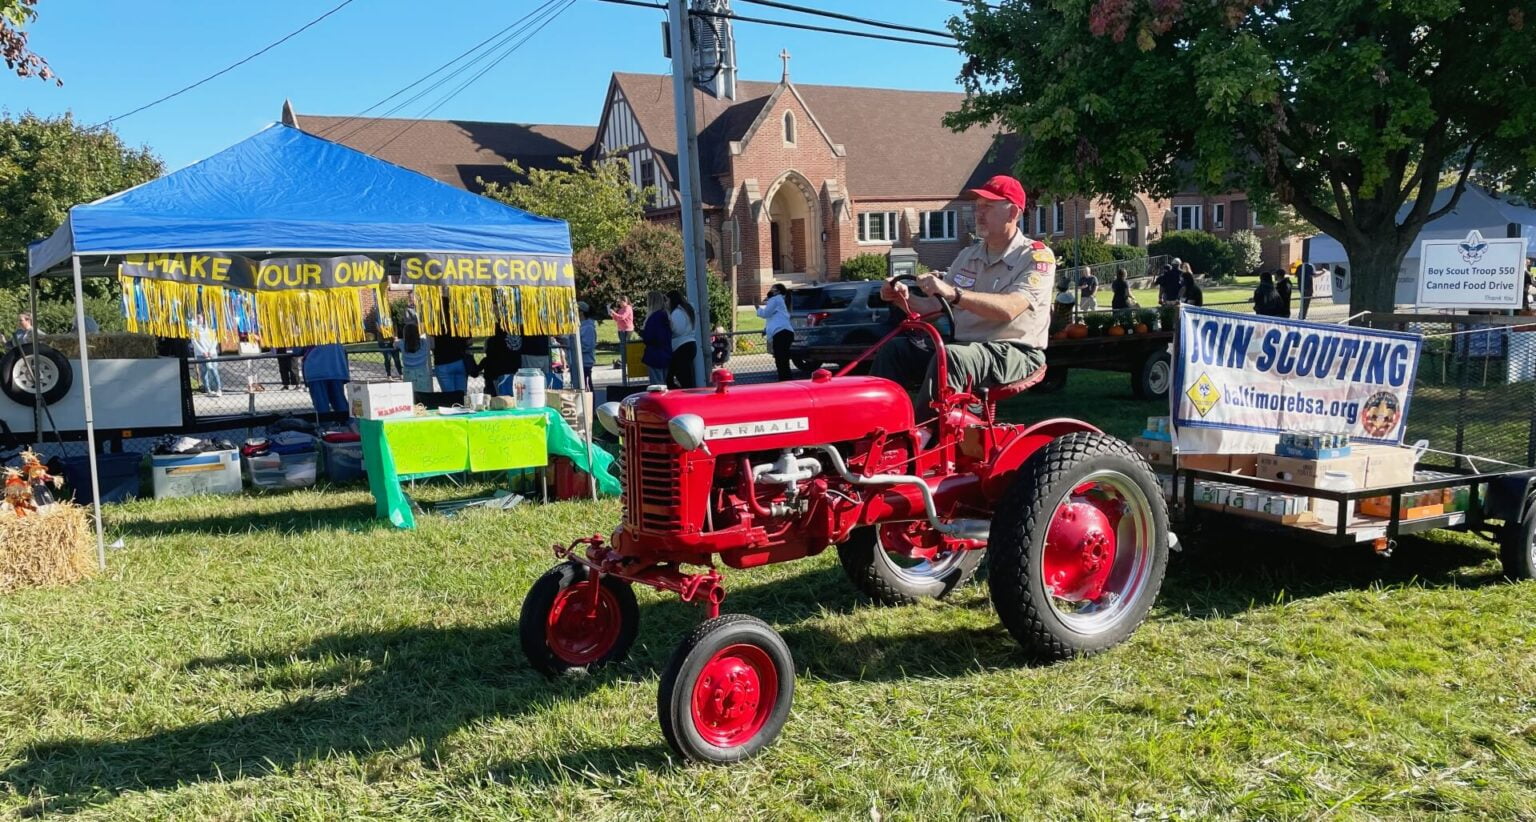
[0,503,96,594]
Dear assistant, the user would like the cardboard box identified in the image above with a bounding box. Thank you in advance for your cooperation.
[1230,507,1317,525]
[1254,453,1369,489]
[1226,454,1260,477]
[546,389,594,434]
[1178,453,1231,473]
[1132,436,1174,468]
[346,381,415,420]
[1354,444,1417,489]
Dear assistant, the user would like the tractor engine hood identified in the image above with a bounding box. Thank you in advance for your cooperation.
[624,374,914,455]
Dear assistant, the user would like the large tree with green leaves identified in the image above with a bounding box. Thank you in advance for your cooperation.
[948,0,1536,314]
[3,0,57,83]
[0,112,162,297]
[480,156,653,255]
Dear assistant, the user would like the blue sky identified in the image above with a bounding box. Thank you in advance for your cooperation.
[6,0,967,170]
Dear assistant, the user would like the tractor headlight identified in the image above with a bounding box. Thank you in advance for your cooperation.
[668,414,706,451]
[596,402,623,437]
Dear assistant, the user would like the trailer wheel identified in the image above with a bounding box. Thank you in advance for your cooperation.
[988,431,1169,660]
[519,562,639,677]
[1498,501,1536,581]
[1131,350,1172,400]
[0,344,73,406]
[836,525,984,606]
[658,614,794,764]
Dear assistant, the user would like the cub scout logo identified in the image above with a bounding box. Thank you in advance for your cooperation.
[1185,373,1221,417]
[953,273,976,288]
[704,417,810,440]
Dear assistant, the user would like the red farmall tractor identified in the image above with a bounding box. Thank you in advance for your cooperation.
[521,277,1171,764]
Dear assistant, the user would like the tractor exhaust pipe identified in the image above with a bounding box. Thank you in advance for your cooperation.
[811,446,989,541]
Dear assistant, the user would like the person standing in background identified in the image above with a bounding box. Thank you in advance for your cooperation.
[277,347,301,390]
[609,296,634,368]
[1276,268,1294,318]
[303,343,349,415]
[641,290,672,386]
[757,283,795,381]
[1110,268,1131,312]
[365,305,401,379]
[1078,268,1100,311]
[190,314,222,397]
[397,324,434,394]
[666,289,698,389]
[432,334,471,406]
[479,325,520,396]
[12,312,35,349]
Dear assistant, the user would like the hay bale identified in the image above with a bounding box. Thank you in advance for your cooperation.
[39,333,160,360]
[0,503,96,594]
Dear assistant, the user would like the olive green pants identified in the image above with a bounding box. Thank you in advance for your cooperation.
[871,336,1046,421]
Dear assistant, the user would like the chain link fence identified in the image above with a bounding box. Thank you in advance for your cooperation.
[1364,314,1536,468]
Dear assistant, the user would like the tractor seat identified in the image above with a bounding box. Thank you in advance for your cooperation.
[982,365,1049,405]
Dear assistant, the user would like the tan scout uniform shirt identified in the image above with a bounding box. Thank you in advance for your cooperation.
[944,231,1055,349]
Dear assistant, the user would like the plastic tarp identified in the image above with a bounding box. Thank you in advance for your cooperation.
[28,123,570,276]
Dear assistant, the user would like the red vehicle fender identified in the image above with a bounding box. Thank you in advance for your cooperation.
[980,418,1102,501]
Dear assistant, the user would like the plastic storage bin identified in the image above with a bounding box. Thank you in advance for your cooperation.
[322,440,365,483]
[62,452,143,505]
[246,450,318,490]
[151,449,242,498]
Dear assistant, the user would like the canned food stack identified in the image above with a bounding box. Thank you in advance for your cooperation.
[1276,430,1353,459]
[1193,479,1313,522]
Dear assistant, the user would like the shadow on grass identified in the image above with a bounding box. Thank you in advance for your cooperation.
[1,530,1512,813]
[109,498,386,540]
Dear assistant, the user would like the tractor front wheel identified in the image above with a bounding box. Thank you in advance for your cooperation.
[988,432,1169,660]
[836,525,984,606]
[658,614,795,764]
[520,562,639,677]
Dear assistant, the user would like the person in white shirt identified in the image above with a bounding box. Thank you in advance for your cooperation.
[666,289,698,388]
[757,283,795,381]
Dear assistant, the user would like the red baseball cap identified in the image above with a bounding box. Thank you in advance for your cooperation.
[967,175,1027,209]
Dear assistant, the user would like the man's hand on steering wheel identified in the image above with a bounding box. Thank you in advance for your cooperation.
[915,272,957,304]
[890,273,957,343]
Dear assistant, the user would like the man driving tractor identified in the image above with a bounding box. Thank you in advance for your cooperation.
[873,175,1054,419]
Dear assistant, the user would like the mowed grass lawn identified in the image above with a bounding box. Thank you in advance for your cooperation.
[3,374,1535,818]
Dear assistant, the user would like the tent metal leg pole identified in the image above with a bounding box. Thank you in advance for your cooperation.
[71,256,107,570]
[29,275,41,441]
[571,320,598,501]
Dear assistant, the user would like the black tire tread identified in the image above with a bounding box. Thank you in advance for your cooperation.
[988,431,1168,661]
[836,526,983,606]
[1498,501,1536,581]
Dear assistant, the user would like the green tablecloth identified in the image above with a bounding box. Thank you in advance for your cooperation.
[359,407,619,528]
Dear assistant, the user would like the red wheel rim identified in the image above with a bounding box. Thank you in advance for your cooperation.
[1043,497,1118,601]
[545,581,622,666]
[690,643,778,747]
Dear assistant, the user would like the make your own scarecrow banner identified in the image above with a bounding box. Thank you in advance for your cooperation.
[118,253,391,348]
[400,252,577,338]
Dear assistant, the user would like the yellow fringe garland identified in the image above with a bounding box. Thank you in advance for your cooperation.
[413,284,576,337]
[119,274,384,348]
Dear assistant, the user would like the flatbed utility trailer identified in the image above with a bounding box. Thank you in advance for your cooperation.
[1174,463,1536,578]
[800,329,1175,400]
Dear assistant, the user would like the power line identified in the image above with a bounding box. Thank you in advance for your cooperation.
[313,2,569,142]
[736,0,954,40]
[688,6,958,49]
[327,0,566,146]
[367,1,579,155]
[94,0,358,128]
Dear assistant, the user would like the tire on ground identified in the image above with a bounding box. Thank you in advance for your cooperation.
[657,613,795,764]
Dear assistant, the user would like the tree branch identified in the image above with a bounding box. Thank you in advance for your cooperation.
[1421,138,1484,225]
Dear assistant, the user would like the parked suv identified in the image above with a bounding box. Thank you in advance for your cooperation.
[786,280,899,372]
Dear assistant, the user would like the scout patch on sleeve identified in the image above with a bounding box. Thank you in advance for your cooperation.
[1030,246,1056,264]
[953,273,977,288]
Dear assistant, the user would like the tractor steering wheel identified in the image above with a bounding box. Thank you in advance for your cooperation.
[891,273,956,344]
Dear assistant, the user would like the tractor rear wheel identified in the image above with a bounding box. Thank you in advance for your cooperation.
[988,432,1168,660]
[520,562,639,677]
[658,614,795,764]
[837,525,984,606]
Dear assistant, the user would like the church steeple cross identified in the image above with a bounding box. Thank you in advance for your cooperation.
[779,48,791,81]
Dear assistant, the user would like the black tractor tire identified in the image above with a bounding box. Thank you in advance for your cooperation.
[1131,350,1173,400]
[0,344,73,406]
[519,562,639,677]
[988,432,1169,661]
[658,614,795,764]
[1498,500,1536,581]
[836,525,985,606]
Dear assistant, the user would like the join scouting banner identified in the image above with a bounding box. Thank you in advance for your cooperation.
[1173,307,1422,450]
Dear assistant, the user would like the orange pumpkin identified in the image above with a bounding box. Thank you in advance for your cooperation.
[1107,325,1127,337]
[1065,323,1089,339]
[1134,323,1150,334]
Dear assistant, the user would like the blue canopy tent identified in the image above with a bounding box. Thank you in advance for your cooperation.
[26,124,586,564]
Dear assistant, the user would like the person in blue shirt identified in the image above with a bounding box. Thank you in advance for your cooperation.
[302,343,350,416]
[757,283,794,381]
[556,302,600,390]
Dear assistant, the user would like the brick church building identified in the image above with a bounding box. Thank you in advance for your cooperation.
[283,55,1301,304]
